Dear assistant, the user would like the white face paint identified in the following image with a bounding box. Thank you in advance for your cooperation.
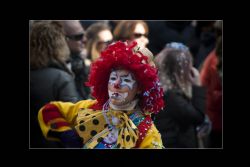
[120,74,136,90]
[109,71,136,90]
[108,69,139,106]
[108,71,117,85]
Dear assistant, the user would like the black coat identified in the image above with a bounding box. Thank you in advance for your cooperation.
[30,61,81,148]
[70,53,90,99]
[154,86,205,148]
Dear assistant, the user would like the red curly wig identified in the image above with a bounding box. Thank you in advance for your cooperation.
[86,41,164,114]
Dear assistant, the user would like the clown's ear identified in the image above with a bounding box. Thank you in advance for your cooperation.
[136,87,142,95]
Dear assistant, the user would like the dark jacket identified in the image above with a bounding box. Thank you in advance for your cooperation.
[70,53,90,99]
[30,61,81,148]
[154,86,205,148]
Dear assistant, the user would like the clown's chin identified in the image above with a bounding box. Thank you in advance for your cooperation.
[109,94,127,106]
[110,100,127,107]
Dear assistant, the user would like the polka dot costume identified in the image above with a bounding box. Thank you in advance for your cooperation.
[75,108,139,148]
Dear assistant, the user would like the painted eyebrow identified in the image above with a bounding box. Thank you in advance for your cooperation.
[120,74,129,77]
[120,74,136,80]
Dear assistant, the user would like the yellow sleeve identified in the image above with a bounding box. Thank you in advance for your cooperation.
[139,124,164,149]
[38,99,97,141]
[50,99,97,123]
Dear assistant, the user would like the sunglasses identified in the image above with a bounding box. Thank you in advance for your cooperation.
[97,40,113,46]
[66,33,85,41]
[133,33,148,39]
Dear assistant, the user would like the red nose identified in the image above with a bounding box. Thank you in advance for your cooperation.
[114,79,120,88]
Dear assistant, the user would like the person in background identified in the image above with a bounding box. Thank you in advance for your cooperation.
[154,42,205,148]
[85,22,113,63]
[113,20,155,67]
[30,21,80,148]
[113,20,149,49]
[60,20,90,99]
[200,33,222,148]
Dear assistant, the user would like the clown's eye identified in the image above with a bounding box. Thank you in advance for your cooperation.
[124,79,131,82]
[110,77,116,80]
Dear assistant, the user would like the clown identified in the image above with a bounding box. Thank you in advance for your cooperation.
[38,41,165,148]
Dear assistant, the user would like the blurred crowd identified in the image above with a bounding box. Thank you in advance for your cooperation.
[30,20,222,148]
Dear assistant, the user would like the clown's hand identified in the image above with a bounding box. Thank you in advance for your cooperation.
[59,129,83,148]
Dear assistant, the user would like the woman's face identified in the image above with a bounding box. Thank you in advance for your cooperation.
[97,29,113,52]
[92,29,113,61]
[108,69,139,106]
[132,23,149,48]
